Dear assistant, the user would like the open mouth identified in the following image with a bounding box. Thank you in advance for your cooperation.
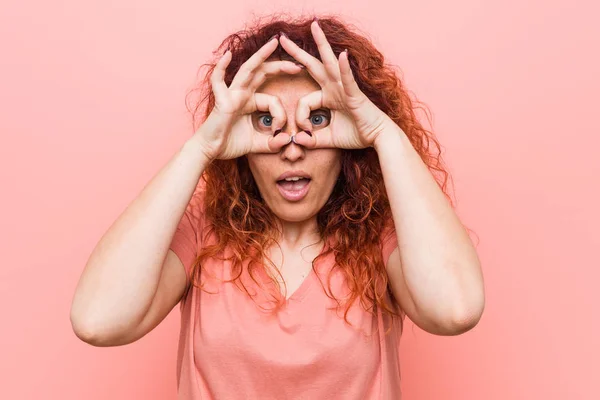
[276,177,312,201]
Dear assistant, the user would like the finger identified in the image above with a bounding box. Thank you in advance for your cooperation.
[253,92,287,134]
[278,32,328,85]
[239,92,286,134]
[291,129,334,150]
[338,49,362,98]
[210,49,233,103]
[243,92,292,153]
[256,133,292,153]
[309,19,340,77]
[252,128,293,153]
[247,60,305,93]
[230,36,280,89]
[295,90,323,132]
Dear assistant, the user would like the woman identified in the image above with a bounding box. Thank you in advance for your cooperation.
[70,14,485,399]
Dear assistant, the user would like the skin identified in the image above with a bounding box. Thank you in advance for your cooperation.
[245,70,342,295]
[273,21,484,334]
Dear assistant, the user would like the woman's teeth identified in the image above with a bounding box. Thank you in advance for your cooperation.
[276,177,311,201]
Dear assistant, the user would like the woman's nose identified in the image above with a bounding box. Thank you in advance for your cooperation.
[280,131,306,162]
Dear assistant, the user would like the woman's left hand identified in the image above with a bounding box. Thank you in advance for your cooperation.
[278,19,392,150]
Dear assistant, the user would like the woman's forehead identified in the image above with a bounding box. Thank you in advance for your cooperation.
[255,69,320,96]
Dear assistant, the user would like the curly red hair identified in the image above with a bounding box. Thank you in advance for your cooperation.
[184,13,455,330]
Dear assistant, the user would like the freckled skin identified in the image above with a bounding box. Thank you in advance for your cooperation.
[246,71,342,225]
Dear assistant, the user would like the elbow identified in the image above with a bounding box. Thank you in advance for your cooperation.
[70,298,100,345]
[70,314,102,346]
[446,312,483,335]
[413,301,485,336]
[446,267,486,335]
[446,297,485,335]
[70,310,121,347]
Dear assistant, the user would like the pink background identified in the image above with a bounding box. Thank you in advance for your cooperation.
[1,0,598,399]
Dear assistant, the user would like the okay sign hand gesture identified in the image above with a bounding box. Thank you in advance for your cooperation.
[279,19,393,150]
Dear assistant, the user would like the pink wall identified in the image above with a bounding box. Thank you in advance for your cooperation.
[1,0,598,398]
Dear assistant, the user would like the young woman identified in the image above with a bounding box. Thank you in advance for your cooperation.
[71,14,485,400]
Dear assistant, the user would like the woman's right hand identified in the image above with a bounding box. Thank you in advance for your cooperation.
[194,35,305,161]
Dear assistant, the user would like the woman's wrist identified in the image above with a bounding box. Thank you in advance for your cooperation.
[184,131,217,165]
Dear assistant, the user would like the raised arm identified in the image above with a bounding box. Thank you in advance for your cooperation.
[69,135,211,346]
[70,35,305,346]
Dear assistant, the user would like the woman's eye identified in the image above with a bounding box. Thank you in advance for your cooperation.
[258,115,273,127]
[310,113,330,126]
[257,111,329,129]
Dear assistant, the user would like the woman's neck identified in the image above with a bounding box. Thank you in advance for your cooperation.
[275,216,322,250]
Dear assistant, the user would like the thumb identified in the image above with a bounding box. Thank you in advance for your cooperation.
[251,131,293,153]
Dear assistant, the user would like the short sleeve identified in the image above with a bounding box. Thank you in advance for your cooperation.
[381,223,398,265]
[169,184,205,284]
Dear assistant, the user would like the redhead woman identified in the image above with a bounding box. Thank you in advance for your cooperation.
[70,14,485,400]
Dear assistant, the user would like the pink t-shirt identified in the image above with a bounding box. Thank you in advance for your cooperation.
[169,183,404,399]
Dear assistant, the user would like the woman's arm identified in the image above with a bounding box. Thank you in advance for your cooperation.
[70,133,211,342]
[374,123,485,335]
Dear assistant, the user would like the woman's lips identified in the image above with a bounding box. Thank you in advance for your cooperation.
[276,178,311,201]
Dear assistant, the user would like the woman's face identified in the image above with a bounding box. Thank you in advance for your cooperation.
[246,69,342,223]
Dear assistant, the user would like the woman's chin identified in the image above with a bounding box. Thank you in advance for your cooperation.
[269,204,316,223]
[274,213,312,223]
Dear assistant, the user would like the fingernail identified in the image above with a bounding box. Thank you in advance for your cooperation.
[222,45,230,56]
[279,31,288,40]
[268,34,279,43]
[274,128,282,136]
[304,130,312,137]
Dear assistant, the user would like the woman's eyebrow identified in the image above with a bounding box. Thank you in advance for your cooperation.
[252,108,329,114]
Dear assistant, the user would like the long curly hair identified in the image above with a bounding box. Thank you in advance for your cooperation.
[184,13,455,330]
